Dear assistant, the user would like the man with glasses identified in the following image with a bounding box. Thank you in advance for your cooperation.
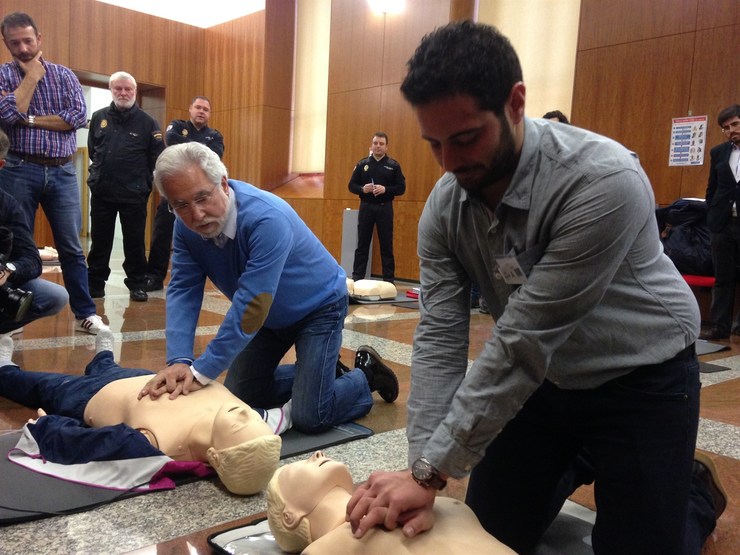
[137,142,399,435]
[145,96,224,293]
[701,103,740,340]
[86,71,164,302]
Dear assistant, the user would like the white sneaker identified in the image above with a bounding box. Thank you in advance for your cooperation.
[95,329,115,353]
[0,334,15,365]
[75,314,110,335]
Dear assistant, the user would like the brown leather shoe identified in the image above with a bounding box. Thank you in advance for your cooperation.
[698,327,729,341]
[694,451,727,520]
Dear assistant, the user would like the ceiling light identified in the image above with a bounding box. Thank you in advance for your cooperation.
[95,0,265,28]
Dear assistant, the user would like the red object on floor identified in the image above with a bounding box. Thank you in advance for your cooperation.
[682,274,715,288]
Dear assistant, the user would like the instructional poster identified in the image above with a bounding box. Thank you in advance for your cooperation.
[669,115,707,167]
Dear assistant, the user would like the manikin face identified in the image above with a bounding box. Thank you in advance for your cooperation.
[370,136,388,159]
[721,116,740,146]
[162,164,230,239]
[189,98,211,129]
[2,25,41,62]
[211,403,272,450]
[415,94,519,196]
[110,78,137,110]
[278,451,354,516]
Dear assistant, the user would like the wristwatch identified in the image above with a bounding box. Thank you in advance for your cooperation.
[411,457,447,490]
[27,115,35,128]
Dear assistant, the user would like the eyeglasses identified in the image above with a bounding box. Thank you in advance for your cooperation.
[721,120,740,134]
[167,181,220,214]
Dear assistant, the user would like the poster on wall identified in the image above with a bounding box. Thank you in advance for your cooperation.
[669,115,707,167]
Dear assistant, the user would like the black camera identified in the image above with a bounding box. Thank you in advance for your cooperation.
[0,226,33,322]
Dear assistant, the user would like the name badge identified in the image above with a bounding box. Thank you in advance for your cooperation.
[494,256,527,285]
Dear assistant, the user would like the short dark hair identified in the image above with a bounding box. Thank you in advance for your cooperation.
[373,131,388,144]
[542,110,569,124]
[717,104,740,127]
[191,96,212,107]
[0,129,9,159]
[1,12,38,38]
[400,20,522,116]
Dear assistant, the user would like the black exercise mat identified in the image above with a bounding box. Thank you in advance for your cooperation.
[699,362,731,374]
[350,293,408,305]
[696,340,730,356]
[391,301,419,309]
[0,423,373,526]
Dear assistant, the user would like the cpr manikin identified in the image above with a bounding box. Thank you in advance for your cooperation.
[266,451,516,554]
[348,279,397,300]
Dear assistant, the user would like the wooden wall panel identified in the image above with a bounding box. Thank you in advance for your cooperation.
[327,1,385,94]
[696,0,739,29]
[217,106,263,185]
[321,199,358,265]
[264,0,295,111]
[204,14,266,112]
[259,105,292,190]
[165,22,206,115]
[379,84,441,203]
[389,200,426,280]
[382,0,451,85]
[577,0,696,51]
[284,197,325,246]
[68,0,169,85]
[324,87,383,200]
[680,23,740,198]
[573,34,695,204]
[0,0,71,65]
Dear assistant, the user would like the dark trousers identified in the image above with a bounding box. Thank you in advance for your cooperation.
[465,346,715,555]
[87,195,149,291]
[352,201,395,282]
[708,221,740,333]
[147,197,175,282]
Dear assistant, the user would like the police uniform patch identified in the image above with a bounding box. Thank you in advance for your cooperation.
[182,129,189,137]
[100,119,108,129]
[363,164,369,172]
[153,131,163,141]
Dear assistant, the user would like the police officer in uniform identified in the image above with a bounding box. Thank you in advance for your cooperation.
[348,132,405,283]
[145,96,224,292]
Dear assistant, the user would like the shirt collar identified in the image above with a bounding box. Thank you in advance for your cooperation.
[212,188,237,247]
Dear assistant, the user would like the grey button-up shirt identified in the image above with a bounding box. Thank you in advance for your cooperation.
[409,117,700,478]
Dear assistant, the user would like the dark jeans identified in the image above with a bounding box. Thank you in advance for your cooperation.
[224,296,373,433]
[465,346,714,555]
[87,195,149,291]
[147,197,175,282]
[352,201,395,282]
[708,221,740,333]
[0,351,151,421]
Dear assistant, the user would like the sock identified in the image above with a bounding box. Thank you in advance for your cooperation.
[262,400,293,435]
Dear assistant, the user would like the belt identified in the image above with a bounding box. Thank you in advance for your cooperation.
[9,151,73,166]
[673,343,696,360]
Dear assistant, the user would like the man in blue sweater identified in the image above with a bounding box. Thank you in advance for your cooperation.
[138,143,398,433]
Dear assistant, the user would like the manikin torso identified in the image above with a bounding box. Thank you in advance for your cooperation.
[84,376,240,461]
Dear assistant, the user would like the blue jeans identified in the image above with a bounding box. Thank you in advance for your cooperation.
[0,277,69,334]
[465,346,715,555]
[0,351,151,421]
[225,296,374,433]
[0,155,96,319]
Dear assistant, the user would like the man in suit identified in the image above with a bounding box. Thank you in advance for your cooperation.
[701,104,740,340]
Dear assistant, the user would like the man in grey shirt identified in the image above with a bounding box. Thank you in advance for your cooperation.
[347,21,724,555]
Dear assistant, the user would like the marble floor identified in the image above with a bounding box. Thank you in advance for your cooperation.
[0,251,739,554]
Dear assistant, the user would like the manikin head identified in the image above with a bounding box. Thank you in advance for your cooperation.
[266,451,354,552]
[205,403,281,495]
[154,142,231,239]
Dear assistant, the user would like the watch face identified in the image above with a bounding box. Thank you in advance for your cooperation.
[5,262,16,273]
[412,458,434,481]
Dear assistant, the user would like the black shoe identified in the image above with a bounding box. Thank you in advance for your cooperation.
[336,355,351,379]
[144,277,164,292]
[129,289,148,302]
[89,287,105,299]
[694,451,727,520]
[355,345,399,403]
[698,327,729,341]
